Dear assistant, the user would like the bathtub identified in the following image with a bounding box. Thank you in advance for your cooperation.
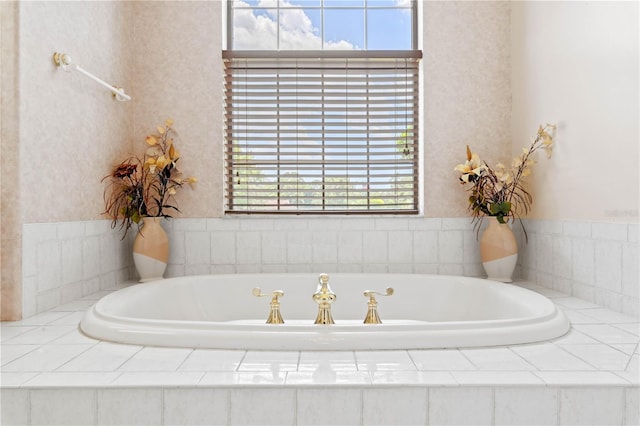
[80,273,570,350]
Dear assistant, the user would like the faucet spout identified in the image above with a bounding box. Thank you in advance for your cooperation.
[313,273,336,325]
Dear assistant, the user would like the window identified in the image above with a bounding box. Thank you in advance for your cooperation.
[224,0,421,214]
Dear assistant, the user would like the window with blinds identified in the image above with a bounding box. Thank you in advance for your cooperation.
[224,0,421,214]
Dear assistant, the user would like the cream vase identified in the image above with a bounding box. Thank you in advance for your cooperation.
[479,218,518,282]
[133,217,169,282]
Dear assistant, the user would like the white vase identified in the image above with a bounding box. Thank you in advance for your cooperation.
[132,217,169,282]
[479,218,518,282]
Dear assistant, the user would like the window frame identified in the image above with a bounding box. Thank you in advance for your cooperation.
[224,0,422,215]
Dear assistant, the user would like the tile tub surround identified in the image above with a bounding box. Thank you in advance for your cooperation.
[161,217,487,278]
[517,220,639,318]
[1,282,638,425]
[21,221,133,318]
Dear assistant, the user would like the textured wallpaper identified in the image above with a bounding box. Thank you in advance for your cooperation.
[19,1,134,223]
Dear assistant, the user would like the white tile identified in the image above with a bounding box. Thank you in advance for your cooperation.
[50,299,96,312]
[0,325,36,342]
[388,231,412,264]
[554,297,600,309]
[117,346,192,371]
[6,311,69,327]
[207,218,240,231]
[82,236,100,280]
[463,230,481,264]
[298,351,357,372]
[174,218,207,231]
[57,341,142,371]
[622,243,639,297]
[563,309,601,324]
[408,218,442,230]
[561,344,631,370]
[61,240,83,286]
[286,370,370,385]
[572,324,640,344]
[286,231,313,264]
[595,240,623,292]
[626,387,639,426]
[553,235,573,279]
[409,349,476,371]
[438,230,463,263]
[363,388,427,425]
[560,388,624,425]
[592,222,628,241]
[553,329,600,345]
[211,231,236,265]
[3,325,76,345]
[236,232,261,264]
[179,349,245,371]
[50,329,100,345]
[199,371,286,385]
[429,387,492,425]
[580,308,638,324]
[262,231,287,264]
[1,389,29,426]
[30,389,95,425]
[338,231,363,264]
[494,387,558,426]
[230,388,295,425]
[110,371,203,386]
[452,371,543,385]
[534,371,630,385]
[276,218,309,231]
[375,218,408,230]
[297,389,361,426]
[37,240,62,291]
[536,234,553,274]
[239,218,274,231]
[0,372,39,387]
[613,323,640,336]
[538,220,563,235]
[573,238,595,285]
[510,344,595,370]
[461,347,536,370]
[48,311,85,325]
[370,371,457,385]
[164,388,228,426]
[355,350,416,371]
[238,351,298,372]
[340,218,375,230]
[413,230,438,264]
[23,372,121,387]
[185,231,211,265]
[312,231,338,264]
[2,344,93,372]
[97,388,162,425]
[563,221,592,238]
[363,231,388,263]
[1,345,38,365]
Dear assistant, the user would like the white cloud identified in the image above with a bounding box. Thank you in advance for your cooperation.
[232,0,354,50]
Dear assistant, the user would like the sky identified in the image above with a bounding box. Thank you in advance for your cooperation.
[232,0,413,50]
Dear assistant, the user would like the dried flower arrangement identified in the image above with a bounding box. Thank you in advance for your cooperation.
[454,124,556,235]
[103,119,197,236]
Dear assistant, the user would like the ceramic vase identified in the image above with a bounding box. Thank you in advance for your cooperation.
[479,218,518,282]
[133,217,169,282]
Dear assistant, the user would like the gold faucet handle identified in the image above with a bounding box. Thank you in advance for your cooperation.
[363,288,394,324]
[252,288,285,324]
[363,287,394,299]
[252,287,284,299]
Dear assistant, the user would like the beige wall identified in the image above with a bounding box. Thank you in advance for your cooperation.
[423,1,511,217]
[19,1,134,223]
[512,1,639,222]
[132,1,223,218]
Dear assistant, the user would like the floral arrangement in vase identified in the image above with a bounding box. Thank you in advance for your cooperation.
[454,123,556,236]
[102,119,197,236]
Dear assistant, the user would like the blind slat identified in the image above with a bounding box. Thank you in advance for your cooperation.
[224,56,419,213]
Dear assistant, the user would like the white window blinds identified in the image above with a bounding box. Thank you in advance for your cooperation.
[224,51,421,214]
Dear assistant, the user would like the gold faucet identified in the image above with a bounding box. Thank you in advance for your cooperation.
[313,273,336,324]
[363,287,394,324]
[252,287,285,324]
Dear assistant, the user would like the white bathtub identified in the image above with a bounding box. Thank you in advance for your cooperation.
[80,273,570,350]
